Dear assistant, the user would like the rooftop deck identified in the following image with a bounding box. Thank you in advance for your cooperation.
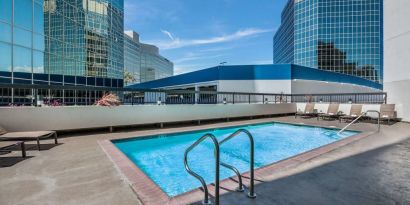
[1,116,409,205]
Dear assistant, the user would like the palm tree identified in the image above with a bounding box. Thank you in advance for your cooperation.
[124,69,136,86]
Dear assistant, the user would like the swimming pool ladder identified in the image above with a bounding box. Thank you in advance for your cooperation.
[184,129,256,205]
[219,129,256,198]
[184,133,220,205]
[338,110,381,135]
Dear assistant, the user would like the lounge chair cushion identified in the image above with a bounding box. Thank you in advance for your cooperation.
[0,131,55,139]
[380,104,396,118]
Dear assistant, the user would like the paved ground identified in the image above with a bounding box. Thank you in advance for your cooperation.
[0,116,409,205]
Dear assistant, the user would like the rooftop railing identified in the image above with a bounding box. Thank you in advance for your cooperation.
[0,84,387,106]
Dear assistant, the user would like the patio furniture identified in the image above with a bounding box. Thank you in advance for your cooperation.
[318,103,341,120]
[0,126,57,151]
[374,104,397,124]
[295,103,317,118]
[0,141,26,158]
[339,104,363,123]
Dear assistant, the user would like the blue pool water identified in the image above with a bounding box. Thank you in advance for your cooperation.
[113,122,358,197]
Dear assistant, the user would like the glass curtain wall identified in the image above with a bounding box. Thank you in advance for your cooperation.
[0,0,124,87]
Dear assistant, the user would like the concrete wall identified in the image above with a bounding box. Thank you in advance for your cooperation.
[291,80,381,94]
[383,0,410,122]
[0,104,296,132]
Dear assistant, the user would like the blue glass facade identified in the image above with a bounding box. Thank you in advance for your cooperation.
[0,0,124,87]
[273,0,294,64]
[274,0,383,83]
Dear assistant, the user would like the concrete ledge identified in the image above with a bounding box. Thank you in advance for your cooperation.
[0,103,296,132]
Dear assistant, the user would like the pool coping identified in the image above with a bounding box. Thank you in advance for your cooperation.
[98,121,374,205]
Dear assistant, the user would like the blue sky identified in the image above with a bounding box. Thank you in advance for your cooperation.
[124,0,287,74]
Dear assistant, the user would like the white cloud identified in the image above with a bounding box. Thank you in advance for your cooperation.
[148,28,273,50]
[161,29,175,40]
[174,52,226,64]
[174,64,202,74]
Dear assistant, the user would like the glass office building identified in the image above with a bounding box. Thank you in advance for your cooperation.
[0,0,124,87]
[124,31,141,85]
[273,0,383,83]
[124,30,173,85]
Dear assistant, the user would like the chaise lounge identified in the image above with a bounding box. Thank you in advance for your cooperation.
[0,126,58,151]
[375,104,398,124]
[339,104,363,123]
[295,103,317,118]
[318,103,341,120]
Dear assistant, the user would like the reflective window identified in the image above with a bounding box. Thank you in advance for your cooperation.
[14,27,32,48]
[33,33,45,51]
[274,0,383,83]
[0,0,12,23]
[13,46,32,72]
[33,50,44,73]
[0,42,12,71]
[0,22,12,43]
[14,0,33,30]
[34,2,45,34]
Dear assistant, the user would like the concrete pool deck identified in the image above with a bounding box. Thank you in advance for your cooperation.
[0,116,409,205]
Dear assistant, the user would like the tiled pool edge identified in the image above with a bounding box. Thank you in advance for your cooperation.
[99,128,374,205]
[98,140,169,205]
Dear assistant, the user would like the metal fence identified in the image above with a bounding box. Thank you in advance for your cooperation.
[0,84,386,106]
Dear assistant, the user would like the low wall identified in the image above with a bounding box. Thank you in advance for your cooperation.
[0,103,297,132]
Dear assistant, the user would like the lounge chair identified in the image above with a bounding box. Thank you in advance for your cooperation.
[318,103,341,120]
[376,104,397,124]
[295,103,317,118]
[0,141,26,158]
[0,126,57,151]
[339,104,363,123]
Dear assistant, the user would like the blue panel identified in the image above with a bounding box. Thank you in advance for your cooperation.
[33,80,49,85]
[112,79,118,88]
[50,74,63,85]
[96,78,104,87]
[33,73,48,81]
[33,73,49,85]
[87,77,95,86]
[13,72,32,80]
[129,64,382,90]
[131,66,219,89]
[118,79,124,88]
[218,65,255,80]
[291,65,383,90]
[0,77,11,84]
[76,76,86,85]
[13,78,32,84]
[105,78,112,87]
[64,75,76,85]
[0,71,12,78]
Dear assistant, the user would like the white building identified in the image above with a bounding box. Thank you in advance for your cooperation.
[383,0,410,122]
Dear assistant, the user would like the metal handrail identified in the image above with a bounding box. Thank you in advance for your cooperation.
[184,133,220,205]
[338,110,381,134]
[220,162,244,192]
[219,129,256,198]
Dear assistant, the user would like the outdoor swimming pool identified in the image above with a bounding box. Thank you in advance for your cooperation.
[113,122,358,197]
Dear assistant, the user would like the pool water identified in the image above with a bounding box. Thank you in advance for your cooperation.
[113,122,358,197]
